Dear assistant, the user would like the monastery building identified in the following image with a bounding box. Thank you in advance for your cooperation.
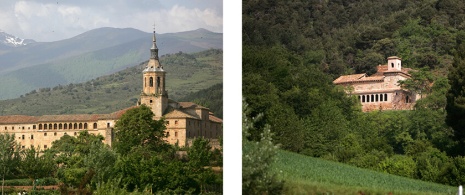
[333,56,421,112]
[0,29,223,149]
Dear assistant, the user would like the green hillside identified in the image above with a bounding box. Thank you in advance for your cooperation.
[0,49,223,116]
[274,150,456,194]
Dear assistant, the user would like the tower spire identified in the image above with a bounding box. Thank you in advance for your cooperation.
[150,22,159,60]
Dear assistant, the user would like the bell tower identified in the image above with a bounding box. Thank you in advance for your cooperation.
[139,27,168,117]
[387,56,402,71]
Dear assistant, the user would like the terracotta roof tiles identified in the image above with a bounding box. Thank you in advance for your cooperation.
[0,115,38,124]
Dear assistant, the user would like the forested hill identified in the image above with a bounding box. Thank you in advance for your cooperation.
[0,49,222,117]
[243,0,465,193]
[244,0,464,77]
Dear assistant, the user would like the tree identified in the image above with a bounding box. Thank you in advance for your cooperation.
[242,99,283,194]
[446,42,465,154]
[113,105,168,156]
[398,67,435,99]
[0,134,20,195]
[19,146,56,191]
[83,143,117,188]
[50,131,106,191]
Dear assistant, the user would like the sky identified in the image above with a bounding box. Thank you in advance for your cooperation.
[0,0,223,42]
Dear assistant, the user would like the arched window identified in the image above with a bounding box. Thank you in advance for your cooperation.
[391,63,394,68]
[69,123,73,129]
[84,123,88,129]
[157,77,161,87]
[406,96,410,103]
[74,123,78,129]
[39,124,42,130]
[93,123,97,129]
[54,124,57,129]
[49,124,52,129]
[375,94,379,102]
[149,77,153,87]
[64,123,67,129]
[384,94,388,101]
[371,94,374,102]
[59,124,62,129]
[79,123,83,129]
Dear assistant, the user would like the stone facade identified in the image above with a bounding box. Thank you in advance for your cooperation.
[333,56,420,112]
[0,29,222,149]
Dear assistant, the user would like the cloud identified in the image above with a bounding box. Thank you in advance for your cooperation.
[0,0,222,42]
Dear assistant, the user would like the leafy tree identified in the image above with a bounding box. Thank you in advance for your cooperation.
[0,134,20,195]
[50,131,106,191]
[414,77,450,110]
[398,67,435,99]
[446,42,465,154]
[243,99,283,194]
[378,155,417,178]
[188,138,212,168]
[113,104,168,156]
[84,143,117,188]
[19,146,56,191]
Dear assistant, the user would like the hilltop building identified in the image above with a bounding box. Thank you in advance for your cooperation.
[0,29,222,149]
[333,56,420,112]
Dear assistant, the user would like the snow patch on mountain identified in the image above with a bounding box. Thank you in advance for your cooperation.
[0,31,35,47]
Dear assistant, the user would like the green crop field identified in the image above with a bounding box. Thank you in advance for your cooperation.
[272,150,457,194]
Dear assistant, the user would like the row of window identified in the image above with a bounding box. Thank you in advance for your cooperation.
[18,145,48,149]
[4,126,34,130]
[38,123,97,130]
[18,132,79,140]
[3,122,112,131]
[358,93,389,103]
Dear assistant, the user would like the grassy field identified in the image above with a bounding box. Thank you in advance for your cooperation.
[272,150,457,194]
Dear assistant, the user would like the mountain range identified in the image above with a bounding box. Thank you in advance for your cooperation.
[0,27,222,100]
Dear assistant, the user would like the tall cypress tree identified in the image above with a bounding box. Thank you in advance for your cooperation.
[446,42,465,153]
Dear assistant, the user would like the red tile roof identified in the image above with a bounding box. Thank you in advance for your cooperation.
[164,108,198,119]
[178,102,206,109]
[0,115,38,124]
[209,115,223,123]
